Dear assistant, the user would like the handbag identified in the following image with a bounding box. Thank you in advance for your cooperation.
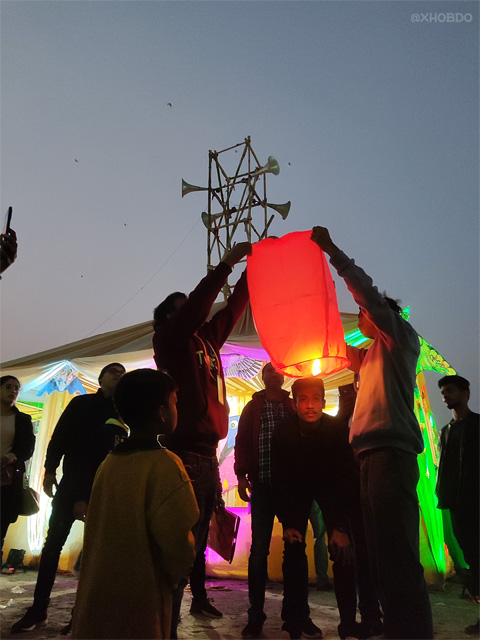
[207,508,241,564]
[19,486,40,517]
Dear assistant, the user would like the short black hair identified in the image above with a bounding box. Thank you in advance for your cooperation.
[291,377,325,401]
[438,375,470,392]
[383,294,402,315]
[153,292,187,330]
[114,368,177,428]
[261,362,275,379]
[98,363,126,384]
[0,375,20,388]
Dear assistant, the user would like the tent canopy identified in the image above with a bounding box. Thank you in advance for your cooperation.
[1,305,361,407]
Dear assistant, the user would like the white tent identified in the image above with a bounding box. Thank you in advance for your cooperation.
[1,306,455,583]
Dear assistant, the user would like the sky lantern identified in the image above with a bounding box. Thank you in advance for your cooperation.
[247,230,350,378]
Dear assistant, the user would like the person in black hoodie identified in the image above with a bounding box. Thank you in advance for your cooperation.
[11,363,126,634]
[153,242,251,637]
[1,375,35,554]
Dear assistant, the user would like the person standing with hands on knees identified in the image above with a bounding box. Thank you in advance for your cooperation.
[310,226,433,640]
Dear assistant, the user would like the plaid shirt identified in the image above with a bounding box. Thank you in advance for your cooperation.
[258,399,291,483]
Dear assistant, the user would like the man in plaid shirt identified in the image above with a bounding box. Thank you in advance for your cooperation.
[234,363,295,639]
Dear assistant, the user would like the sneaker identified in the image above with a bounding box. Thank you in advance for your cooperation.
[242,620,264,638]
[465,620,480,636]
[11,607,48,634]
[60,619,72,635]
[281,623,302,639]
[316,580,334,591]
[302,618,323,639]
[189,597,223,618]
[338,622,360,640]
[355,620,384,640]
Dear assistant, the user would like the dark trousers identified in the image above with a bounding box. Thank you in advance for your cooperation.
[281,525,311,633]
[281,516,381,634]
[451,503,479,599]
[33,491,75,612]
[349,507,383,628]
[247,483,276,624]
[359,448,434,640]
[1,484,16,554]
[171,451,219,639]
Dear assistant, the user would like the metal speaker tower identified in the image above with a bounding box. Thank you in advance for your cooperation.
[182,136,290,296]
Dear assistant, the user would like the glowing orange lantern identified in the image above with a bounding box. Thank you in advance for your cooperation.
[247,230,350,378]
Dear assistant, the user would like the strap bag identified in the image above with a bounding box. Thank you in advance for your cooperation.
[19,479,40,517]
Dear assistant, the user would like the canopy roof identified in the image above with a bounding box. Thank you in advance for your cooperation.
[1,303,454,410]
[1,305,361,406]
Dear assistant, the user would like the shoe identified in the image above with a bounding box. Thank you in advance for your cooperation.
[11,607,48,634]
[338,622,365,640]
[189,597,223,618]
[60,620,72,635]
[465,620,480,636]
[281,623,302,639]
[242,620,264,638]
[316,580,334,591]
[355,620,384,640]
[302,618,323,639]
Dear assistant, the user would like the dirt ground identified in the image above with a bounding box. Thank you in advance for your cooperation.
[0,570,478,640]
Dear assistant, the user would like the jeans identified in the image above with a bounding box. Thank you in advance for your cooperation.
[281,523,310,632]
[247,483,276,624]
[33,489,76,612]
[282,504,382,634]
[450,503,479,599]
[359,448,433,639]
[170,451,219,639]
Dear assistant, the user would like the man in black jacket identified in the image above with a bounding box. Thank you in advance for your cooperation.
[234,362,295,638]
[436,375,479,636]
[11,363,126,634]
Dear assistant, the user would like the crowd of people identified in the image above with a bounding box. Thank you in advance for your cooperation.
[1,226,478,639]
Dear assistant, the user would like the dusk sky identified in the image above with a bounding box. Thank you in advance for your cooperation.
[1,0,478,414]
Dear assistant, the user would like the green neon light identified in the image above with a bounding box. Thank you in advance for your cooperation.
[344,328,370,347]
[414,385,446,575]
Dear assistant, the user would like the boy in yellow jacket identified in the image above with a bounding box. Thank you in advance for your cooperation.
[72,369,199,639]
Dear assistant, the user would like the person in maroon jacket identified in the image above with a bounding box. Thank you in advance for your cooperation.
[153,242,251,638]
[234,362,295,638]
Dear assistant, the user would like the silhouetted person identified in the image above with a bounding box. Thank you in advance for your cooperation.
[153,243,251,637]
[311,226,433,640]
[234,362,295,638]
[436,374,479,636]
[1,375,35,553]
[11,363,126,634]
[71,369,198,640]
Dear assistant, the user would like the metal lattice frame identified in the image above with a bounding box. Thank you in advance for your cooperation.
[182,136,290,297]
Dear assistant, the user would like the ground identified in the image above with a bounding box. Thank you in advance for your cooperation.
[0,571,477,639]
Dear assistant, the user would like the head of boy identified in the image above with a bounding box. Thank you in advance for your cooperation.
[153,292,187,330]
[438,375,470,411]
[292,377,325,430]
[98,363,126,398]
[114,369,178,437]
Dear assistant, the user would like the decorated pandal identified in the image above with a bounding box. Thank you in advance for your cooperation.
[0,270,459,584]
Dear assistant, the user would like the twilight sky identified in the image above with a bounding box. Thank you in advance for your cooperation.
[1,0,478,414]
